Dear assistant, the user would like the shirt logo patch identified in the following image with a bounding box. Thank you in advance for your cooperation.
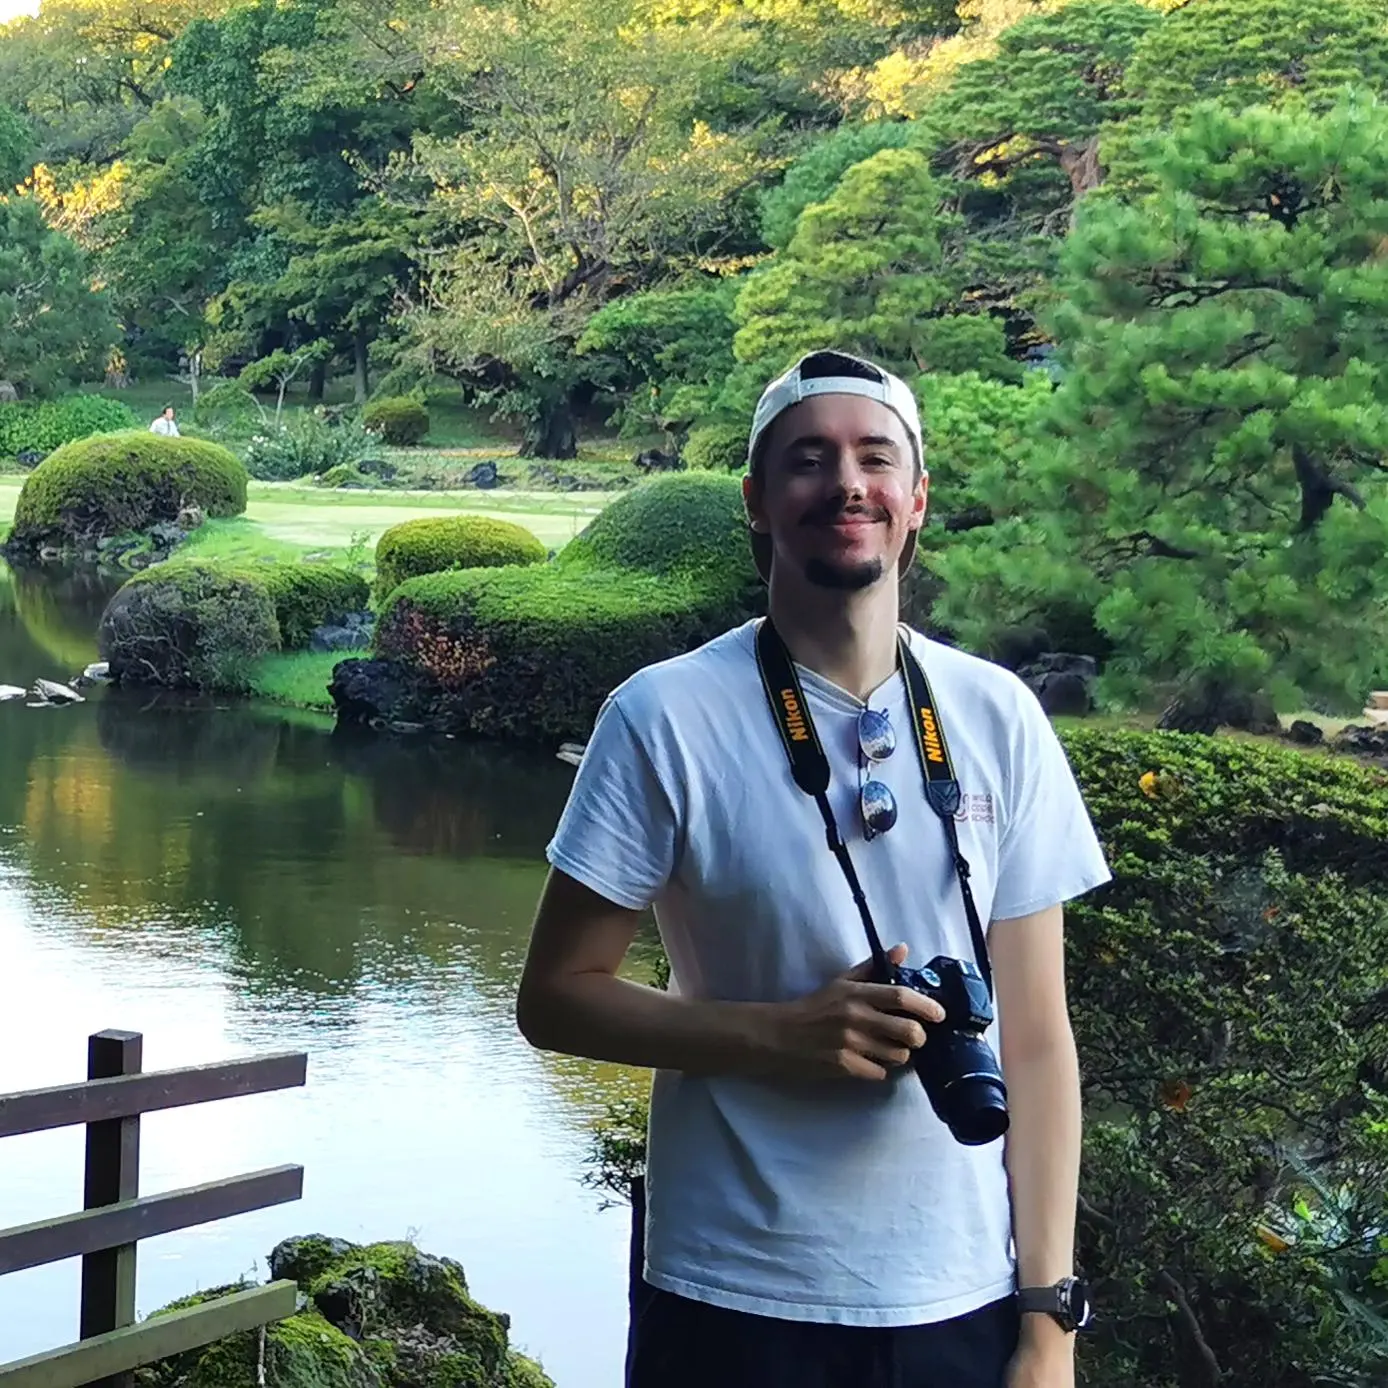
[953,792,995,825]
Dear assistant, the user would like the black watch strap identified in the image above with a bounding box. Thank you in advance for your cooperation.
[1017,1276,1092,1332]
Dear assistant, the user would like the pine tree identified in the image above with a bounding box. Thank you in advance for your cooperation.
[935,97,1388,727]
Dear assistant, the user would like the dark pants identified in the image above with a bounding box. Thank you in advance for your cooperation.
[626,1284,1020,1388]
[625,1178,1020,1388]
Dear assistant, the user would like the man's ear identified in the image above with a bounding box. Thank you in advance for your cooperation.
[742,471,768,533]
[908,468,929,532]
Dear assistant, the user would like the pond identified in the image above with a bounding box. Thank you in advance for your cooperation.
[0,559,653,1388]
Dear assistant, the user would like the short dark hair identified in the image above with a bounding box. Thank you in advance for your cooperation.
[162,404,175,413]
[796,350,887,385]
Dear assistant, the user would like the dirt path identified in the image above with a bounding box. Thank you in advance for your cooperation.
[0,479,615,551]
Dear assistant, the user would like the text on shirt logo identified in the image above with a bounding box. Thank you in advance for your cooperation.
[953,792,995,825]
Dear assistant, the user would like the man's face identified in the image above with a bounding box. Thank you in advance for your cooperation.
[164,408,174,419]
[743,393,927,591]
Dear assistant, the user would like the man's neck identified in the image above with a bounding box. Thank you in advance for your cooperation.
[767,574,901,702]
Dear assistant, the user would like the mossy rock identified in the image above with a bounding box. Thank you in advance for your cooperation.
[681,421,748,472]
[136,1291,382,1388]
[98,560,280,693]
[5,431,247,556]
[374,516,546,602]
[234,561,368,649]
[361,397,429,446]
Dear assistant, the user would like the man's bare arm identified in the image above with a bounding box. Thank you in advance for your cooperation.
[991,903,1082,1359]
[514,868,942,1081]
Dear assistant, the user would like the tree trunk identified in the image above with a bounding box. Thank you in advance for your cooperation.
[353,330,369,404]
[521,397,578,459]
[308,359,327,403]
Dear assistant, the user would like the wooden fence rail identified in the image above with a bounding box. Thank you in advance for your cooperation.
[0,1030,307,1388]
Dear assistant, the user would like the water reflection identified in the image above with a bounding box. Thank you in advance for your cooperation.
[0,561,647,1387]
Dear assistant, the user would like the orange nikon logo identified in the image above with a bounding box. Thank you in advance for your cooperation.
[780,689,810,741]
[920,707,945,763]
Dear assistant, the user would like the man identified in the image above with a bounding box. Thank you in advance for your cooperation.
[515,349,1111,1388]
[149,405,180,437]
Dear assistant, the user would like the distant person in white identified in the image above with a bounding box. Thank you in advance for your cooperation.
[149,405,180,437]
[516,349,1112,1388]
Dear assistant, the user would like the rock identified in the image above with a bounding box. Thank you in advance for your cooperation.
[15,449,44,469]
[176,502,205,531]
[32,678,84,705]
[329,658,428,729]
[0,684,26,701]
[556,742,586,766]
[1017,653,1097,716]
[1220,689,1282,736]
[359,457,398,481]
[1334,724,1388,759]
[269,1234,359,1286]
[634,448,683,472]
[466,460,500,490]
[147,520,187,554]
[0,380,17,404]
[81,661,112,684]
[310,623,373,653]
[1286,719,1324,746]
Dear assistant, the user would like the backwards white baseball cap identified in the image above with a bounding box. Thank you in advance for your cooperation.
[746,349,927,583]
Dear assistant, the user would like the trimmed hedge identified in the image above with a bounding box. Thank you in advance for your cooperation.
[364,474,765,740]
[362,396,429,445]
[586,728,1388,1388]
[374,515,547,601]
[0,394,138,459]
[681,422,748,472]
[6,431,247,555]
[98,558,367,691]
[238,562,369,649]
[98,562,280,693]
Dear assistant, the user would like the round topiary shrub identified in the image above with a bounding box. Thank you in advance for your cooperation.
[374,515,547,601]
[98,561,279,692]
[682,422,748,472]
[230,561,369,648]
[5,431,248,557]
[361,396,430,446]
[559,472,755,585]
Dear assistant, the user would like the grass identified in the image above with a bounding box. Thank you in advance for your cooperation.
[250,650,343,712]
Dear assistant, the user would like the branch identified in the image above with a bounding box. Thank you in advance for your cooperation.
[1155,1270,1223,1387]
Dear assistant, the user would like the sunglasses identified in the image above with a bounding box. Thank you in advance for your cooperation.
[858,707,898,840]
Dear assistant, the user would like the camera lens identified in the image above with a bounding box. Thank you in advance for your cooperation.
[942,1077,1010,1146]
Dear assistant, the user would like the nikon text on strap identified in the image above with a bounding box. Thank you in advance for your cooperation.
[753,617,993,998]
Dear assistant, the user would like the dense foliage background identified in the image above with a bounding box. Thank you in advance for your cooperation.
[6,0,1388,723]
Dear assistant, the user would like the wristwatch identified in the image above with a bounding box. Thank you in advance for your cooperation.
[1017,1276,1094,1332]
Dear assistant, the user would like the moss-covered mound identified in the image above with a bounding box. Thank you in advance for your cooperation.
[374,516,546,602]
[4,431,248,557]
[362,396,430,446]
[345,473,764,740]
[135,1235,551,1388]
[98,559,366,692]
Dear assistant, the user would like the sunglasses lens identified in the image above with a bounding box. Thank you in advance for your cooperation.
[859,708,895,762]
[861,778,898,837]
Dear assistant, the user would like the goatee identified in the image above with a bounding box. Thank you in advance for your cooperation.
[804,557,884,591]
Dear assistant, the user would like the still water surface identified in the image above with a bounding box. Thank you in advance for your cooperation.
[0,560,651,1387]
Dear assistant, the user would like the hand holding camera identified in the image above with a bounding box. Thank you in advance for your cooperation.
[768,943,944,1082]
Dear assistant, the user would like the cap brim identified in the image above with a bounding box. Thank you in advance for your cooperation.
[749,527,920,584]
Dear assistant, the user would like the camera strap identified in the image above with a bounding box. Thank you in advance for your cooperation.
[754,617,993,999]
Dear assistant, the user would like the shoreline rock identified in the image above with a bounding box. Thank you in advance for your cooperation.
[134,1234,552,1388]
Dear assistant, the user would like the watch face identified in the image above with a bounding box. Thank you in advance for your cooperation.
[1066,1279,1094,1329]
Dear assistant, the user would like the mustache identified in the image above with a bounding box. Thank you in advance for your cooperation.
[801,500,891,526]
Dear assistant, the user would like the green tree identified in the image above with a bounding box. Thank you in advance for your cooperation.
[936,97,1388,727]
[400,0,769,456]
[733,146,1019,387]
[0,105,33,188]
[0,195,118,396]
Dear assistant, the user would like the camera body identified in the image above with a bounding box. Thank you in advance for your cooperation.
[889,955,1009,1146]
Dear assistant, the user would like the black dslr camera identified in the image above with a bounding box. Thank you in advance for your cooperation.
[890,956,1009,1146]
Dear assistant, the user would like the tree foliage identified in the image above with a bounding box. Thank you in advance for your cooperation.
[935,97,1388,719]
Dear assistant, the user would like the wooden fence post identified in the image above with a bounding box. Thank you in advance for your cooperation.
[79,1030,142,1388]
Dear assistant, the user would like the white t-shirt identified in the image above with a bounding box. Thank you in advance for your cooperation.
[546,618,1111,1328]
[149,416,180,436]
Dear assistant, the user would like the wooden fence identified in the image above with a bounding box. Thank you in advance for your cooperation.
[0,1029,308,1388]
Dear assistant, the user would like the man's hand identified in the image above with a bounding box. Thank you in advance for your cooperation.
[1006,1318,1076,1388]
[764,942,945,1082]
